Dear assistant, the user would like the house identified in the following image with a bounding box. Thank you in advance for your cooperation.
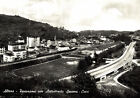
[3,51,15,62]
[100,36,107,41]
[12,49,27,60]
[0,45,5,62]
[57,46,70,51]
[8,42,27,60]
[27,37,40,48]
[0,47,5,55]
[0,47,5,62]
[81,50,94,55]
[8,43,26,51]
[71,38,77,43]
[40,39,46,47]
[16,35,25,43]
[47,40,52,48]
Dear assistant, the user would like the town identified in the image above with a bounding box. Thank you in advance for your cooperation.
[1,0,140,97]
[0,32,115,63]
[0,14,140,98]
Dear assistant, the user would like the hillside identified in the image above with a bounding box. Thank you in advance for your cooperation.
[78,29,140,45]
[78,28,140,38]
[0,14,77,47]
[0,14,140,47]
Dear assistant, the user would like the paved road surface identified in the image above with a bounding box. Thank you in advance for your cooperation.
[88,42,136,79]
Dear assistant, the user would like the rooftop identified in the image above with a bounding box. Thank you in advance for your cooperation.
[4,52,14,56]
[9,42,26,46]
[17,35,24,40]
[13,49,26,52]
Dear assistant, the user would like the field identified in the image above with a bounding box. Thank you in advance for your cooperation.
[118,66,140,93]
[12,42,123,82]
[12,57,80,81]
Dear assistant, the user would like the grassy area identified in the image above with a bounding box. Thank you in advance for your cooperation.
[13,58,80,81]
[118,66,140,93]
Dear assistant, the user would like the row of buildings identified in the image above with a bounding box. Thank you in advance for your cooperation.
[0,36,41,63]
[0,36,78,63]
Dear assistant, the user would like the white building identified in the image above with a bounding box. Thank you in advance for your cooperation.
[27,37,40,48]
[16,35,25,43]
[100,36,107,41]
[7,43,27,60]
[8,43,26,51]
[47,40,52,47]
[57,46,70,51]
[81,50,94,55]
[13,50,27,60]
[0,47,5,55]
[3,52,15,62]
[71,38,77,43]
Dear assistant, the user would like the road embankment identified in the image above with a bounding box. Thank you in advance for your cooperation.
[0,55,61,71]
[0,48,77,71]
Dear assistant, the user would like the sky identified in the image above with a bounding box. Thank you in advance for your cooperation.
[0,0,140,31]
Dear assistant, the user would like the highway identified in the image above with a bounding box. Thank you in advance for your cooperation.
[87,41,136,79]
[60,42,136,81]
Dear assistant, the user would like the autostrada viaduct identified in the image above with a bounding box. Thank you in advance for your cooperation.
[60,41,136,82]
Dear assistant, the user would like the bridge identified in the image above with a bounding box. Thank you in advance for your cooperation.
[59,42,136,81]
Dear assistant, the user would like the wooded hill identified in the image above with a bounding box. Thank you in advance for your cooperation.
[0,14,140,47]
[0,14,77,47]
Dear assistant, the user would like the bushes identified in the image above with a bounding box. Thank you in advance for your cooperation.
[72,73,99,98]
[112,34,131,45]
[44,73,100,98]
[0,72,44,93]
[135,46,140,51]
[118,66,140,93]
[45,80,73,91]
[72,73,96,91]
[136,42,140,47]
[135,51,140,59]
[77,56,92,71]
[134,41,140,58]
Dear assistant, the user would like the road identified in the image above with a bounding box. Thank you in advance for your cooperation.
[133,59,140,66]
[87,42,136,79]
[12,42,136,82]
[60,42,136,81]
[96,70,137,96]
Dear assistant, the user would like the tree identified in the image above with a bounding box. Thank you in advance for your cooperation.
[112,34,131,45]
[72,73,99,98]
[94,52,99,64]
[85,56,93,66]
[77,56,93,71]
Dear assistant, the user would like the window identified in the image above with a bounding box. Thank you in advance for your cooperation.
[0,50,2,53]
[5,57,8,62]
[13,46,18,50]
[21,45,25,49]
[23,54,26,59]
[17,54,20,58]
